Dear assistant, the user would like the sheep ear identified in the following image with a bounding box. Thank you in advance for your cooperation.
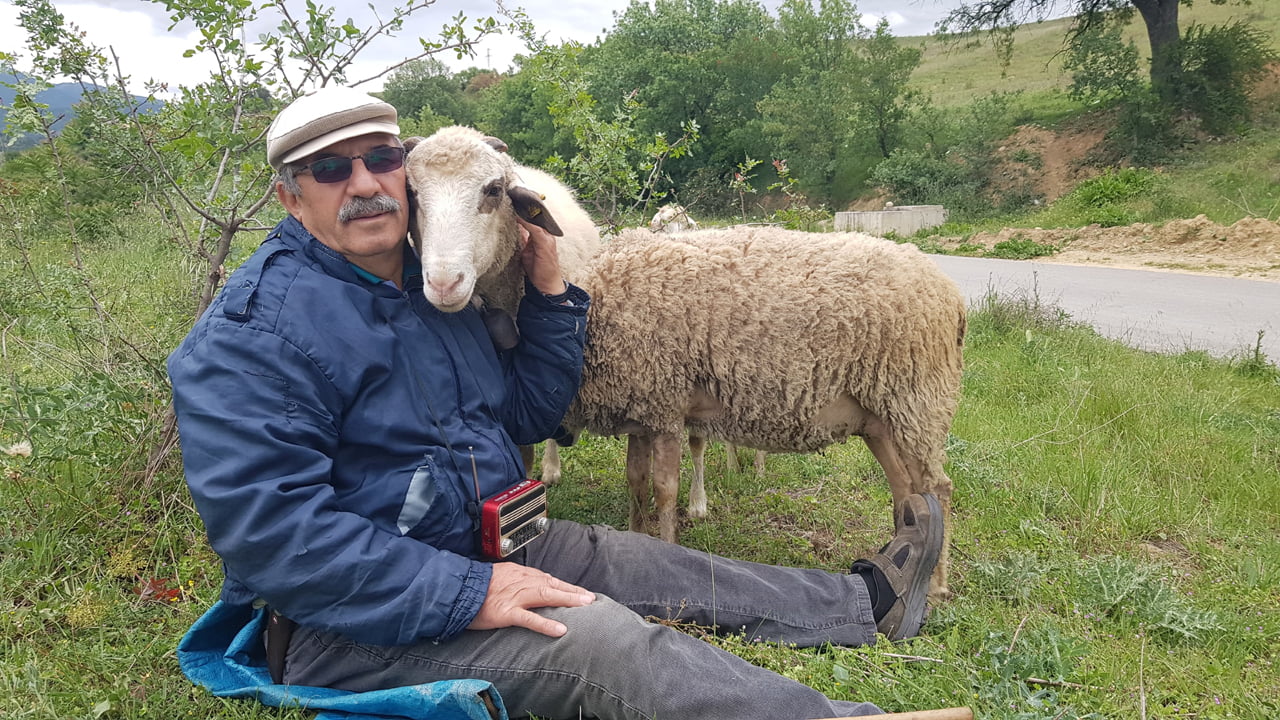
[508,185,564,236]
[482,135,509,153]
[401,137,424,250]
[401,136,425,155]
[406,185,422,250]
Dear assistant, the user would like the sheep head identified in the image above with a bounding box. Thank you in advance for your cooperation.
[404,125,564,313]
[649,204,697,233]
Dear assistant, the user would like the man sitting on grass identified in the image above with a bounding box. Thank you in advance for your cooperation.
[168,85,946,719]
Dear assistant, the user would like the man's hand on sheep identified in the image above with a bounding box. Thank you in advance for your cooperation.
[517,217,568,297]
[468,562,595,637]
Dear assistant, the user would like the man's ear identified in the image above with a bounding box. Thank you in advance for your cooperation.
[276,181,302,220]
[508,184,563,236]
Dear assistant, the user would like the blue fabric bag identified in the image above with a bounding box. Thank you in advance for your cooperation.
[177,601,507,720]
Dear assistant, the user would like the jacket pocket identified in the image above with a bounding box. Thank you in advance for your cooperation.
[395,457,466,545]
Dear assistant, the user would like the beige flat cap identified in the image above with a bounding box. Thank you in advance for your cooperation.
[266,86,400,170]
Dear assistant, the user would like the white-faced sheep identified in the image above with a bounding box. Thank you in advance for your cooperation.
[648,204,700,233]
[403,126,602,316]
[560,227,966,600]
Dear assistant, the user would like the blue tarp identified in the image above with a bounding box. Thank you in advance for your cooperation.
[177,601,507,720]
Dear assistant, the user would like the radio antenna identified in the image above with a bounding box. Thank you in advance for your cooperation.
[468,446,482,501]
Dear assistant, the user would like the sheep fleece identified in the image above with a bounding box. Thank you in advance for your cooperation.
[569,227,966,459]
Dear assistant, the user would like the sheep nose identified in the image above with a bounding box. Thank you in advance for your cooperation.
[427,273,465,300]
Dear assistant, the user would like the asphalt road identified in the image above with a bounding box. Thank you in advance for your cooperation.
[930,255,1280,362]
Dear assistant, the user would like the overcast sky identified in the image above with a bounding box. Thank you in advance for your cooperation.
[1,0,970,95]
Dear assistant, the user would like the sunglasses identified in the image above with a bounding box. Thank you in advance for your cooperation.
[296,145,406,184]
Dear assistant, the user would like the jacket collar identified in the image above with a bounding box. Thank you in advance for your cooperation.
[272,215,420,294]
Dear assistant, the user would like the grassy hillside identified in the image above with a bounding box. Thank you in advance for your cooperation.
[905,0,1280,108]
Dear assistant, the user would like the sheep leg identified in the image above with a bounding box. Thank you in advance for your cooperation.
[752,450,767,477]
[723,442,741,473]
[540,440,562,485]
[626,434,654,535]
[903,455,955,603]
[861,433,914,512]
[687,433,709,519]
[651,432,683,543]
[863,431,952,602]
[519,444,536,479]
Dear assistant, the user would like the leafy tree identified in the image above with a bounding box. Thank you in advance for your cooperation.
[502,3,699,228]
[758,69,856,195]
[759,0,872,197]
[774,0,862,74]
[4,0,499,475]
[381,58,458,120]
[584,0,779,191]
[851,19,922,159]
[475,54,577,163]
[1061,22,1143,106]
[380,58,487,129]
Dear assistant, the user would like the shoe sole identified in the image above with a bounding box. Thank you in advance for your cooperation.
[898,493,944,639]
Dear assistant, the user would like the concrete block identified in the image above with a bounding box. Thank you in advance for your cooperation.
[835,205,948,236]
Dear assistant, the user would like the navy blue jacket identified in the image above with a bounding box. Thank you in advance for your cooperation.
[168,215,588,646]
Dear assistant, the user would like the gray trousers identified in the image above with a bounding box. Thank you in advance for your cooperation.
[284,520,884,719]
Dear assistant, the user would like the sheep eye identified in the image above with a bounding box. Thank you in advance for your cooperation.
[483,181,503,198]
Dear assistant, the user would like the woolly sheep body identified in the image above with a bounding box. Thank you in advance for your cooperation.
[650,204,765,502]
[404,131,966,598]
[570,227,964,450]
[563,226,966,598]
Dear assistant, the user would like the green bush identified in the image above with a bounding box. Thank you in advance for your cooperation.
[869,148,981,210]
[1175,20,1279,136]
[1070,167,1157,207]
[985,236,1058,259]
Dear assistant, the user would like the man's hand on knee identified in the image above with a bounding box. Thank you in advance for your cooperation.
[469,563,595,637]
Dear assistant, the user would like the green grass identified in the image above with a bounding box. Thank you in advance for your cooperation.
[5,218,1277,719]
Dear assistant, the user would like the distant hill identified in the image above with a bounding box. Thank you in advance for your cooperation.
[0,73,161,151]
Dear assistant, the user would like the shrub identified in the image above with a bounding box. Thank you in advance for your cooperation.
[1104,88,1185,164]
[1175,21,1279,136]
[869,148,981,211]
[1071,167,1156,207]
[986,236,1058,259]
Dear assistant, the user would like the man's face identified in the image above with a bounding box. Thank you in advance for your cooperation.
[277,132,410,270]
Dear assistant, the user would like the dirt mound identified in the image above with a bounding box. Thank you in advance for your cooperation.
[995,122,1109,202]
[934,215,1280,281]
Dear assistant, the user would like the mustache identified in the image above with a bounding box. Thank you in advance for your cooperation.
[338,194,402,223]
